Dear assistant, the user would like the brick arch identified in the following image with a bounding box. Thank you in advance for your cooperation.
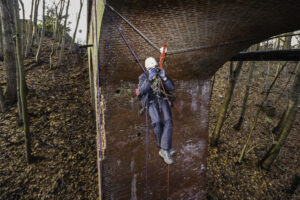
[99,0,300,82]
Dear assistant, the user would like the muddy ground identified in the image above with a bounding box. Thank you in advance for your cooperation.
[0,39,299,199]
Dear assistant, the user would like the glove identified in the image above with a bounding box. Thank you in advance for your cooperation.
[158,68,166,78]
[149,68,157,80]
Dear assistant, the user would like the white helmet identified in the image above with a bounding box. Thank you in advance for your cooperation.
[145,57,157,70]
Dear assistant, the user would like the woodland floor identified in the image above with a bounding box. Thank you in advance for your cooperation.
[0,40,98,199]
[0,40,299,199]
[207,61,299,200]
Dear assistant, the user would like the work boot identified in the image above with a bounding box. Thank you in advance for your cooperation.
[169,148,176,156]
[159,149,173,165]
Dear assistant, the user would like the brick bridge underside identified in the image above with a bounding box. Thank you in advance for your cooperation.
[87,1,300,199]
[97,0,300,82]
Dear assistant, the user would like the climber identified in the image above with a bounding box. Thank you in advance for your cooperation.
[138,49,175,165]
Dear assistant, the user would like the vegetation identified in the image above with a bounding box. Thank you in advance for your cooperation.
[0,0,83,164]
[208,35,299,199]
[210,61,244,146]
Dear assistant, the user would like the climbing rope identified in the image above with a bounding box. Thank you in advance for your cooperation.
[107,4,160,53]
[146,97,149,200]
[106,4,258,55]
[105,6,150,200]
[167,165,170,199]
[105,6,147,74]
[94,0,103,199]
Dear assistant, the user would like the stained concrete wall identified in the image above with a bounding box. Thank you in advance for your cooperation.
[87,0,300,199]
[100,80,210,199]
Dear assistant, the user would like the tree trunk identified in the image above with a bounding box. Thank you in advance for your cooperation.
[16,61,23,125]
[238,62,287,163]
[260,63,299,170]
[54,0,65,40]
[210,61,244,146]
[209,75,215,100]
[15,1,24,124]
[234,61,255,130]
[18,0,26,58]
[275,62,297,103]
[0,84,5,112]
[35,0,45,63]
[49,41,55,69]
[273,62,298,134]
[261,61,270,94]
[70,0,83,51]
[88,48,95,109]
[13,0,32,163]
[234,45,259,130]
[53,2,59,38]
[284,32,293,50]
[272,108,287,135]
[0,21,3,60]
[25,0,35,58]
[0,0,18,104]
[58,0,70,65]
[32,0,40,46]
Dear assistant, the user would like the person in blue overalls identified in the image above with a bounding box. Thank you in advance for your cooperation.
[138,56,175,164]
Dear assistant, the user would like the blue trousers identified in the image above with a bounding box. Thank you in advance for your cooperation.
[148,99,173,150]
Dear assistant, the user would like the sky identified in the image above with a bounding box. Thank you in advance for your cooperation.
[22,0,87,44]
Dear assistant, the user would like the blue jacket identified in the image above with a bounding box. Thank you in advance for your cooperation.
[138,73,175,109]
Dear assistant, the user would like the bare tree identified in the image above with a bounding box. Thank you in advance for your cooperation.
[283,32,293,50]
[25,0,35,57]
[0,21,3,60]
[13,0,32,163]
[70,0,84,51]
[0,85,5,112]
[210,61,244,146]
[234,62,255,130]
[260,62,299,170]
[273,62,298,135]
[0,0,18,104]
[35,0,45,63]
[32,0,40,46]
[54,0,65,40]
[49,41,55,69]
[275,63,297,103]
[238,62,287,163]
[58,0,70,65]
[52,2,59,38]
[19,0,26,56]
[209,75,215,100]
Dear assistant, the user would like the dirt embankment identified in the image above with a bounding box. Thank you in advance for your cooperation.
[0,39,98,199]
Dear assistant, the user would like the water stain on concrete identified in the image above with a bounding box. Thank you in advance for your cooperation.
[100,78,210,199]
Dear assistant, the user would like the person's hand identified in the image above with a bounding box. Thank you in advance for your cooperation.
[149,68,157,80]
[158,68,166,78]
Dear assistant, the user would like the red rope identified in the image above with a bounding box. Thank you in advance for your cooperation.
[167,165,170,199]
[160,45,167,68]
